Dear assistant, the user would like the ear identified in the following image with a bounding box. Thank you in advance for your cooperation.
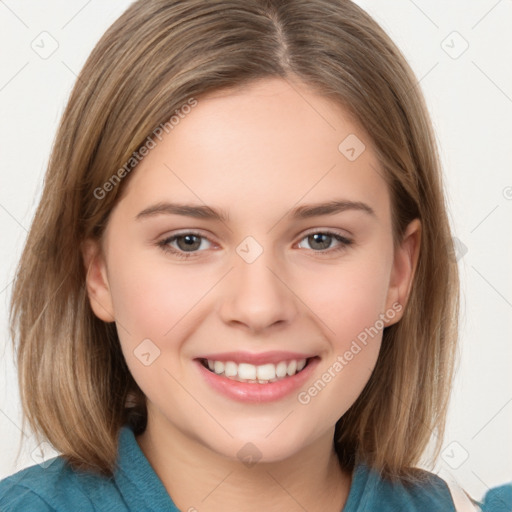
[385,218,421,325]
[81,238,115,322]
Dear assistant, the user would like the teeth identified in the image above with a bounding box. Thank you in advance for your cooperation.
[238,363,256,380]
[257,363,276,381]
[287,360,297,376]
[224,361,238,377]
[204,358,308,383]
[276,361,287,378]
[213,361,225,374]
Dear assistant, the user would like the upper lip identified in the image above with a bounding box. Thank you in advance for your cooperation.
[196,351,317,366]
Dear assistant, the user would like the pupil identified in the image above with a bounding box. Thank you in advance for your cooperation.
[310,233,331,250]
[178,235,200,251]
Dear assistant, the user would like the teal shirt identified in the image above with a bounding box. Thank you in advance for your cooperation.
[0,425,457,511]
[481,483,512,512]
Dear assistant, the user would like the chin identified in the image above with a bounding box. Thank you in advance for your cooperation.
[204,428,318,466]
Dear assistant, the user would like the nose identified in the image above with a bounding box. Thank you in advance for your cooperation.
[218,250,299,334]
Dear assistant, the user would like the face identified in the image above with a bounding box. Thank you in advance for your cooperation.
[83,77,420,463]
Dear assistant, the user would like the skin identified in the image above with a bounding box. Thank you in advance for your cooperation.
[83,77,421,512]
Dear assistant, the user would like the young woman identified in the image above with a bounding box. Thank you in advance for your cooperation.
[1,1,479,510]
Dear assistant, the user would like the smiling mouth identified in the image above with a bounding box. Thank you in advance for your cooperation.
[199,357,316,384]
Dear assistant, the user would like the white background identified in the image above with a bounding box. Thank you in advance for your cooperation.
[0,0,511,503]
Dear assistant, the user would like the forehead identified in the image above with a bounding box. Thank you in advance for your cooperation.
[118,78,390,223]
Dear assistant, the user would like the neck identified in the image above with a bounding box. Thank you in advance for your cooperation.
[137,416,351,512]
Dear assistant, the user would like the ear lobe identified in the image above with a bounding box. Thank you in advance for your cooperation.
[81,238,115,322]
[385,218,421,325]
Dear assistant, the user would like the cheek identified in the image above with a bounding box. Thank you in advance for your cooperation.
[106,253,221,395]
[107,256,210,406]
[295,269,388,426]
[107,253,206,340]
[298,252,392,345]
[293,250,391,415]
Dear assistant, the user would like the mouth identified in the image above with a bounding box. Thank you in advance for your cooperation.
[199,357,315,384]
[194,351,321,403]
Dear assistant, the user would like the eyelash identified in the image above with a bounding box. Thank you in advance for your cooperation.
[157,230,353,260]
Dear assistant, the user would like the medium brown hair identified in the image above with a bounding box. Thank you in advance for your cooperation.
[10,0,459,479]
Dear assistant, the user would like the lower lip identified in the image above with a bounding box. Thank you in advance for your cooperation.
[195,358,320,403]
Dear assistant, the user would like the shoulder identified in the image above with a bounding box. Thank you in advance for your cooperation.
[0,457,73,511]
[347,462,458,511]
[0,426,177,512]
[0,456,119,512]
[0,473,54,511]
[481,482,512,512]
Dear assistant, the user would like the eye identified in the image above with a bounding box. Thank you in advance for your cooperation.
[157,231,213,259]
[157,229,353,260]
[297,230,353,254]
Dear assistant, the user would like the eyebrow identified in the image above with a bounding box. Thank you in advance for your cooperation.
[135,199,375,223]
